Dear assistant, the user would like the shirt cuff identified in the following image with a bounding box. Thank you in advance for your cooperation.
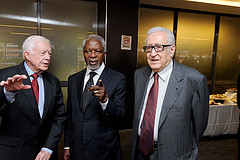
[3,87,17,103]
[41,147,53,155]
[64,147,70,150]
[100,98,109,110]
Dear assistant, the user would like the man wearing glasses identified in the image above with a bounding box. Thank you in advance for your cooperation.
[64,35,126,160]
[131,26,209,160]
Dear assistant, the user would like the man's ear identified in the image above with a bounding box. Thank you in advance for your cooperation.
[24,51,31,61]
[170,45,176,56]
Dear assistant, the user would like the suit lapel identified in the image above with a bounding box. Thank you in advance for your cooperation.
[137,67,151,121]
[41,73,51,120]
[158,61,183,129]
[18,62,40,116]
[98,68,111,86]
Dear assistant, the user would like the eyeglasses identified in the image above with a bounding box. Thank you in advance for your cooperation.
[143,44,172,53]
[84,50,104,55]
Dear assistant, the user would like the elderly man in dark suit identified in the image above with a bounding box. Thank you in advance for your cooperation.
[0,35,66,160]
[131,26,209,160]
[64,35,126,160]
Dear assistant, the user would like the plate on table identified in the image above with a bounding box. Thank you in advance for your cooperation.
[213,99,225,104]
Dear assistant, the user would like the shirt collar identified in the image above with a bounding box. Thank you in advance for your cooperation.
[24,61,42,77]
[86,63,105,76]
[150,60,173,82]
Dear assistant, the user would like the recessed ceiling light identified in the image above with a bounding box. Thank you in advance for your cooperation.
[186,0,240,7]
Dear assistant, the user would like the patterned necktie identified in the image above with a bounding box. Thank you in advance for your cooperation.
[139,72,159,156]
[82,72,97,111]
[32,73,39,104]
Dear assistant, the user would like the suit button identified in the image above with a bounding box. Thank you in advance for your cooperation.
[35,141,38,145]
[83,118,87,122]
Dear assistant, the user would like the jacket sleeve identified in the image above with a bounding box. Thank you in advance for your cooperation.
[102,74,126,119]
[64,76,72,147]
[191,75,209,144]
[43,79,66,150]
[0,86,8,115]
[0,70,11,115]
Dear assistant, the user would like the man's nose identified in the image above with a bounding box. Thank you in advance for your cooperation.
[45,52,51,60]
[150,47,158,56]
[89,51,97,57]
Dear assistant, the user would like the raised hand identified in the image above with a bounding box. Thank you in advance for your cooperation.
[0,74,31,92]
[89,79,108,103]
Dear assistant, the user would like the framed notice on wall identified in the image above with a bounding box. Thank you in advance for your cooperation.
[121,35,132,50]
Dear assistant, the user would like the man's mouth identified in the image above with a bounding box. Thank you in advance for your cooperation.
[43,63,49,66]
[151,59,159,62]
[88,60,98,65]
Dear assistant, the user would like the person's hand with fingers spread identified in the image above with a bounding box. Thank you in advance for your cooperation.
[0,74,31,92]
[89,79,108,103]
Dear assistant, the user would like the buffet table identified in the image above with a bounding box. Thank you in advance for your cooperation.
[203,104,239,136]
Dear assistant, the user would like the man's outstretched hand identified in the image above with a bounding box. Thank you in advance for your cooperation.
[0,74,31,92]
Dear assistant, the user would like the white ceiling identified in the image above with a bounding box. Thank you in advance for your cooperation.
[140,0,240,15]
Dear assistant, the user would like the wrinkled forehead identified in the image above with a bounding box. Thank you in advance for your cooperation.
[146,31,169,45]
[85,38,104,48]
[31,39,51,51]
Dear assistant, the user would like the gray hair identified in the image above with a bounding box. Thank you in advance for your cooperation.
[22,35,51,53]
[82,34,106,52]
[146,26,175,45]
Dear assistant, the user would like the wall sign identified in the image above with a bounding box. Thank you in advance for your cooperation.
[121,35,132,50]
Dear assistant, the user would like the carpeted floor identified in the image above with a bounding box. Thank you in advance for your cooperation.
[58,129,238,160]
[119,129,238,160]
[199,136,238,160]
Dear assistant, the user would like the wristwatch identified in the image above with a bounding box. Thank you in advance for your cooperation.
[101,94,108,103]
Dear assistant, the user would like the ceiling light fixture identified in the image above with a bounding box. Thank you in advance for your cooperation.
[0,14,79,27]
[186,0,240,7]
[0,24,52,30]
[10,32,31,35]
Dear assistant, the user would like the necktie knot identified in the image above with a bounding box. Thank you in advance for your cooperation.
[154,72,158,81]
[89,72,97,79]
[32,73,38,79]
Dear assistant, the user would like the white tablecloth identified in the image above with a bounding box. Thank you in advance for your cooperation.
[203,104,239,136]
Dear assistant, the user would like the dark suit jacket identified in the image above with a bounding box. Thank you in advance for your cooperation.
[0,62,66,160]
[237,74,240,158]
[64,67,126,160]
[237,74,240,108]
[131,60,209,160]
